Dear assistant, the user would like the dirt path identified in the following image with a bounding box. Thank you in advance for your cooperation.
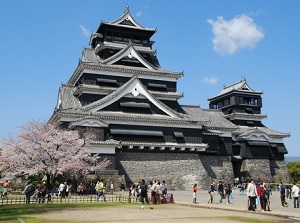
[26,204,295,223]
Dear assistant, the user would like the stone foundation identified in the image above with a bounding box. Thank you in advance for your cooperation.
[239,159,290,183]
[115,152,290,190]
[116,152,236,190]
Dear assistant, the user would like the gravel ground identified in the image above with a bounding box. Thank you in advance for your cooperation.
[26,204,296,223]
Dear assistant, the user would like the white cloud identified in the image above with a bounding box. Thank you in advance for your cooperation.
[207,14,264,55]
[79,24,90,37]
[202,76,219,85]
[136,11,143,17]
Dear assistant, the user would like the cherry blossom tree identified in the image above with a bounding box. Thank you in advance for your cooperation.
[0,121,110,185]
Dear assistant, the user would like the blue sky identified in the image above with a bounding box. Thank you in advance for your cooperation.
[0,1,299,157]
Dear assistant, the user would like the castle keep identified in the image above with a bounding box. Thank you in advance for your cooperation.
[49,7,290,189]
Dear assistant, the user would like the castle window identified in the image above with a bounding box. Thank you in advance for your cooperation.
[173,131,184,138]
[246,121,254,125]
[224,98,230,106]
[96,78,118,86]
[114,36,122,42]
[132,39,142,44]
[148,83,167,91]
[110,129,163,137]
[245,107,253,113]
[120,102,150,109]
[247,141,269,147]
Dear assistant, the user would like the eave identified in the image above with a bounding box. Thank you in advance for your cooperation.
[224,112,267,121]
[67,63,183,86]
[54,110,209,126]
[73,84,183,100]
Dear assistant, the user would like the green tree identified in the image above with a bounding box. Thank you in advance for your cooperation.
[286,161,300,184]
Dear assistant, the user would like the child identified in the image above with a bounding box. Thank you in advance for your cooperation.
[192,184,198,204]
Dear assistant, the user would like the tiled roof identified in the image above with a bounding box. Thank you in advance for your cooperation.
[181,105,238,130]
[100,6,156,32]
[208,79,263,100]
[233,126,290,138]
[82,48,100,63]
[58,85,82,110]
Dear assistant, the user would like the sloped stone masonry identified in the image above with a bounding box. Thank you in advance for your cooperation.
[116,152,290,190]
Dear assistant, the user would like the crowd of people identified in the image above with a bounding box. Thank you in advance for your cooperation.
[127,179,168,204]
[2,176,300,211]
[191,177,300,212]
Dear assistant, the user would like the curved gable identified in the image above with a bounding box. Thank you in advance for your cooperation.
[102,44,157,70]
[83,76,180,118]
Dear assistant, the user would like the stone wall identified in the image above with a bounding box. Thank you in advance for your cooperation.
[115,152,290,190]
[239,159,291,183]
[116,152,235,190]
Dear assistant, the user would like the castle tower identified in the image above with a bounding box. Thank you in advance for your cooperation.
[208,79,290,180]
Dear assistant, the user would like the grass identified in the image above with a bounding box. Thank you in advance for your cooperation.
[0,202,135,222]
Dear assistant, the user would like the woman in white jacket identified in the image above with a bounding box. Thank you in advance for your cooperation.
[291,182,300,208]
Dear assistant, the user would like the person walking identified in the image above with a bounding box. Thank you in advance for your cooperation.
[279,182,289,207]
[225,183,232,204]
[247,179,257,211]
[155,181,162,204]
[257,183,265,211]
[263,183,271,211]
[139,179,149,204]
[217,180,224,204]
[208,182,216,204]
[23,182,35,204]
[291,182,299,208]
[2,180,9,199]
[192,183,198,204]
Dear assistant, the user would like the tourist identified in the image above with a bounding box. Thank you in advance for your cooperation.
[225,183,232,204]
[38,182,47,203]
[257,183,265,211]
[151,180,157,204]
[66,183,72,198]
[291,182,299,208]
[0,185,4,199]
[2,180,9,199]
[95,180,100,198]
[135,181,141,202]
[279,182,288,207]
[263,183,271,211]
[286,182,292,200]
[161,180,168,195]
[58,181,66,201]
[32,186,39,203]
[217,180,224,204]
[97,179,106,201]
[119,182,125,196]
[208,181,216,204]
[23,182,35,204]
[139,179,149,204]
[192,183,198,204]
[247,179,257,211]
[155,181,162,204]
[77,182,84,196]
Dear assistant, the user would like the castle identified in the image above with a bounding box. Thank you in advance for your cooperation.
[49,6,290,189]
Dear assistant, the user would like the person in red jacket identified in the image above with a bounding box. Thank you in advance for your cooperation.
[192,183,198,204]
[2,180,9,199]
[257,183,265,211]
